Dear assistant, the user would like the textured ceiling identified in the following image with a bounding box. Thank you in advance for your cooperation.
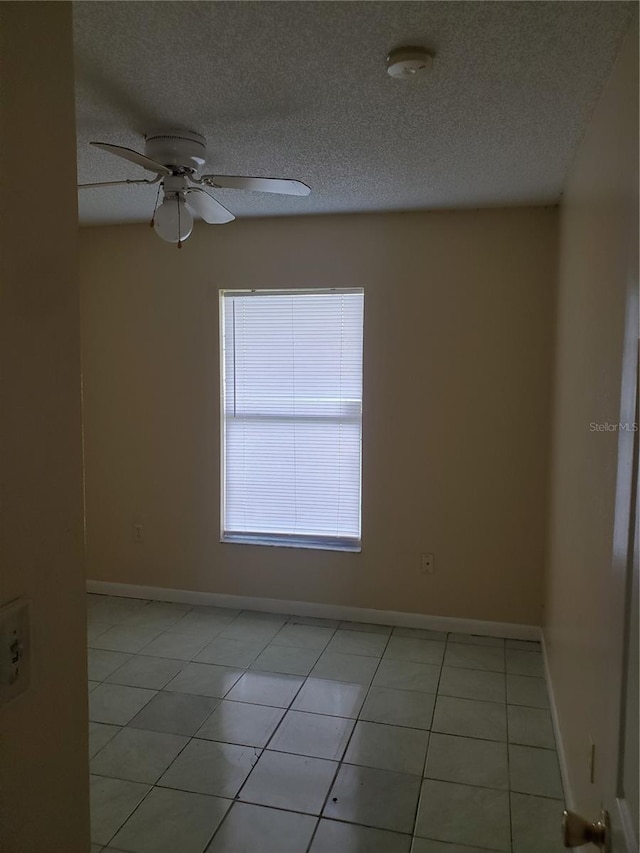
[74,1,634,225]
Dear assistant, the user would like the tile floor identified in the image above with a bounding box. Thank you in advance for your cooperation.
[87,594,566,852]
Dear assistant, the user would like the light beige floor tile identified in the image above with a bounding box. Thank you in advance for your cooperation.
[88,649,133,682]
[89,684,157,725]
[443,644,505,673]
[415,779,510,851]
[359,686,435,729]
[250,644,321,676]
[90,774,150,846]
[323,764,421,833]
[506,675,550,709]
[239,750,336,814]
[271,623,335,649]
[89,722,121,759]
[269,710,354,760]
[141,632,210,661]
[91,726,188,783]
[438,667,506,703]
[205,802,316,853]
[507,705,555,748]
[90,626,163,654]
[225,671,304,707]
[509,744,563,798]
[393,627,447,641]
[189,605,241,619]
[106,655,185,690]
[510,792,565,852]
[311,819,411,853]
[164,662,244,698]
[166,611,234,639]
[425,733,508,789]
[506,639,542,652]
[292,678,367,718]
[384,637,445,665]
[506,649,544,677]
[373,660,441,693]
[194,637,266,668]
[158,739,257,798]
[432,696,507,742]
[111,786,229,853]
[197,700,284,747]
[129,691,220,736]
[411,839,497,853]
[220,615,284,642]
[326,629,388,657]
[311,651,379,685]
[88,622,112,643]
[344,720,429,775]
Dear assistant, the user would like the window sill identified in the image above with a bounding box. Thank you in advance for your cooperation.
[221,533,361,553]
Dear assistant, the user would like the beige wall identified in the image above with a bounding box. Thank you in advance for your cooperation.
[545,17,638,815]
[0,4,90,852]
[81,207,556,625]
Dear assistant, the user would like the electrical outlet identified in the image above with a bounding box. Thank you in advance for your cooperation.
[420,553,435,575]
[133,523,144,543]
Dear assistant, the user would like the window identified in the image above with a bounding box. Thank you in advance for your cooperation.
[220,288,364,551]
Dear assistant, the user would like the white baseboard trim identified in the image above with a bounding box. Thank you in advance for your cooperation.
[541,629,572,809]
[86,580,541,640]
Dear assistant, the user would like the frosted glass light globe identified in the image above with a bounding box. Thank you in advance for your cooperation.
[154,195,193,243]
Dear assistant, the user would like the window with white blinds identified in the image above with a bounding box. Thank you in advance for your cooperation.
[220,289,364,551]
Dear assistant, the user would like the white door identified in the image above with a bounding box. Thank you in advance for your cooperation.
[602,294,638,850]
[608,339,639,851]
[562,282,639,851]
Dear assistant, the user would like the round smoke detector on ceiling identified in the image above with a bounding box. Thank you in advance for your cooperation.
[386,46,433,79]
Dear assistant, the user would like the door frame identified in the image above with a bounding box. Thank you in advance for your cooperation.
[603,267,639,851]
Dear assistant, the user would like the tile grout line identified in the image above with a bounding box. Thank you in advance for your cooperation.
[409,630,449,846]
[303,624,397,853]
[203,622,342,851]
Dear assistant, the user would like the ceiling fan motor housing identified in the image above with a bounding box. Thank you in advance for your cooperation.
[144,130,207,173]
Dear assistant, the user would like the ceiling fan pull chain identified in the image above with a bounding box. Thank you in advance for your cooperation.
[150,183,162,228]
[177,195,183,249]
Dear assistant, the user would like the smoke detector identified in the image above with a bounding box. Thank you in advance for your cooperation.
[386,46,433,79]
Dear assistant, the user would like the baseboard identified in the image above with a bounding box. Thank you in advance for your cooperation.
[86,579,541,641]
[541,629,572,808]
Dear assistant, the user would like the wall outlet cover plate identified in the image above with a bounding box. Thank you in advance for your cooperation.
[0,596,31,710]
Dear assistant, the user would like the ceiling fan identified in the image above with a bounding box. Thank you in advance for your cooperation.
[78,129,311,246]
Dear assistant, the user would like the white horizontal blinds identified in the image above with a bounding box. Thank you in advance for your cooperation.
[222,289,364,546]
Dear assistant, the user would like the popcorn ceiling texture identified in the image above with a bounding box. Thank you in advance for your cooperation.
[74,1,634,225]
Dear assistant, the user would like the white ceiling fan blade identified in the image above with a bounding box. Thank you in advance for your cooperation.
[91,142,171,176]
[185,188,235,224]
[78,177,160,189]
[201,175,311,196]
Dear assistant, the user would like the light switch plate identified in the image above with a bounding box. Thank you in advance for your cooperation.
[0,596,31,709]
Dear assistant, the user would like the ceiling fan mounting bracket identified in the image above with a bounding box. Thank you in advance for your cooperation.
[144,129,207,172]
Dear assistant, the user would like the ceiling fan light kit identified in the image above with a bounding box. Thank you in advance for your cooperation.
[153,195,193,245]
[79,129,311,246]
